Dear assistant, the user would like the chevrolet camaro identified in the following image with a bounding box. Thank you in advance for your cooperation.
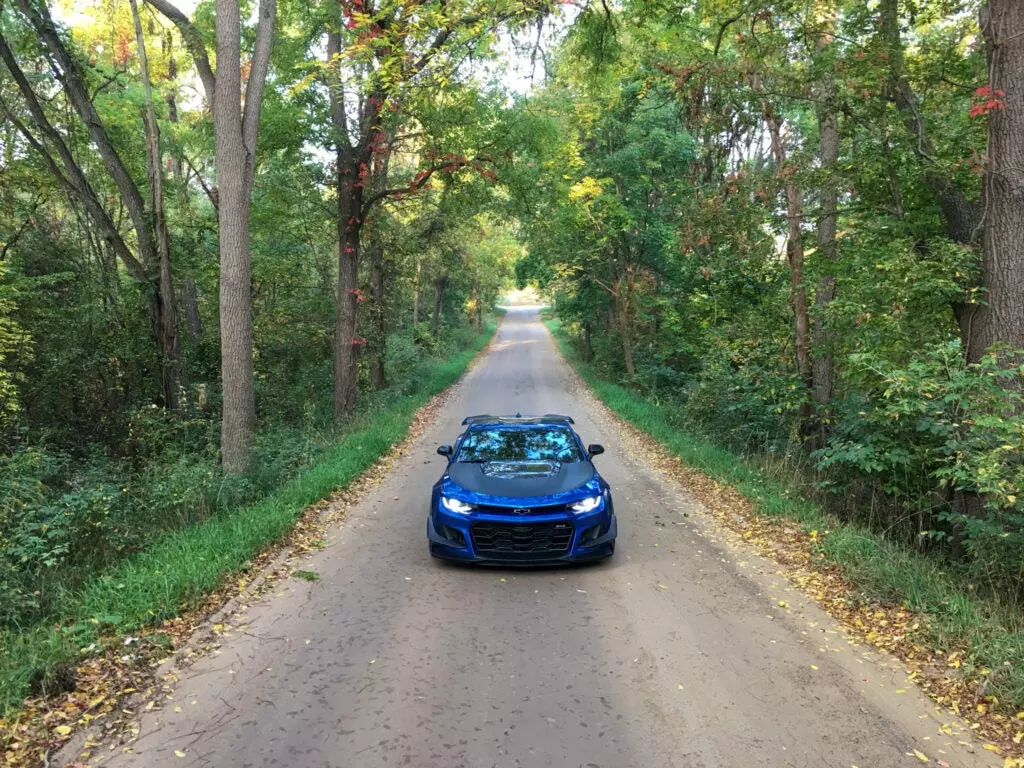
[427,414,617,564]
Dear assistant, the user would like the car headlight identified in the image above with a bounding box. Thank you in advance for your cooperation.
[569,495,602,514]
[441,496,475,514]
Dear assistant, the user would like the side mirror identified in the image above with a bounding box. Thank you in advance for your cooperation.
[588,444,605,456]
[437,444,453,457]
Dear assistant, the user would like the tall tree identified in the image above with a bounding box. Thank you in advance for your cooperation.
[320,0,551,420]
[149,0,277,470]
[811,6,840,439]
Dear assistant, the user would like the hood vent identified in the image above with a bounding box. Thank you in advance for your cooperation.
[482,460,559,479]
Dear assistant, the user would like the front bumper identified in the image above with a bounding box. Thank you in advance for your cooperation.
[427,502,617,564]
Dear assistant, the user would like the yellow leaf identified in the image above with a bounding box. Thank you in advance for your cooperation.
[55,725,72,736]
[913,749,929,762]
[175,750,187,758]
[811,665,819,670]
[984,745,1000,753]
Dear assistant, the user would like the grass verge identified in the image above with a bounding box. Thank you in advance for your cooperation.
[546,317,1024,740]
[0,323,494,717]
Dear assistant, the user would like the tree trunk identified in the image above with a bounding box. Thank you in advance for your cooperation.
[583,321,593,362]
[412,259,421,325]
[618,267,636,378]
[166,41,184,183]
[811,17,840,442]
[326,26,382,419]
[968,1,1024,374]
[131,0,181,410]
[367,136,392,391]
[214,0,255,471]
[880,0,981,247]
[182,275,203,343]
[141,0,276,468]
[766,114,812,382]
[880,0,986,358]
[618,297,635,378]
[432,275,447,337]
[765,110,812,393]
[333,157,362,418]
[367,226,386,390]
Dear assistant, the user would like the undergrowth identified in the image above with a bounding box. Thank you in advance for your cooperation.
[546,316,1024,710]
[0,322,494,714]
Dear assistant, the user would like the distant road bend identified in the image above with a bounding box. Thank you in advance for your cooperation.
[95,307,996,768]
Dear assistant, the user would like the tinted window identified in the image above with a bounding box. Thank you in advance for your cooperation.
[456,426,581,463]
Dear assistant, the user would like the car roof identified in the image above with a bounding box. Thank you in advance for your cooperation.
[461,413,575,428]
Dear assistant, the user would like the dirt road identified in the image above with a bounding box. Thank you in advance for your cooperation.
[97,308,995,768]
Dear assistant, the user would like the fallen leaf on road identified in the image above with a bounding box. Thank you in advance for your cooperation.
[55,725,72,737]
[912,748,929,762]
[175,750,187,758]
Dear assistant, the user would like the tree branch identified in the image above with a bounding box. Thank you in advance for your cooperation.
[182,153,219,212]
[0,56,148,283]
[145,0,216,105]
[242,0,276,191]
[360,155,492,216]
[17,0,156,268]
[0,193,44,261]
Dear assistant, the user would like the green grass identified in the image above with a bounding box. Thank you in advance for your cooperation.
[0,324,494,716]
[546,317,1024,709]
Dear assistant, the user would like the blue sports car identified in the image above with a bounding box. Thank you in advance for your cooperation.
[427,414,617,564]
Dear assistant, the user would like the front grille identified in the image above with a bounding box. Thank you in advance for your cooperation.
[470,521,574,556]
[475,503,566,516]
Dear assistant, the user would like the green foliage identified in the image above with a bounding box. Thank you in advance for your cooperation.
[818,343,1024,586]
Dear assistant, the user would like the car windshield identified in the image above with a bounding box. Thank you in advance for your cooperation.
[456,426,581,463]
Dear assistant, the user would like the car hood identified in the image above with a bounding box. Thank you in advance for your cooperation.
[444,460,597,501]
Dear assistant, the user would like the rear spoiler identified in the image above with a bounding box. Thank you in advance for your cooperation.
[461,413,575,426]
